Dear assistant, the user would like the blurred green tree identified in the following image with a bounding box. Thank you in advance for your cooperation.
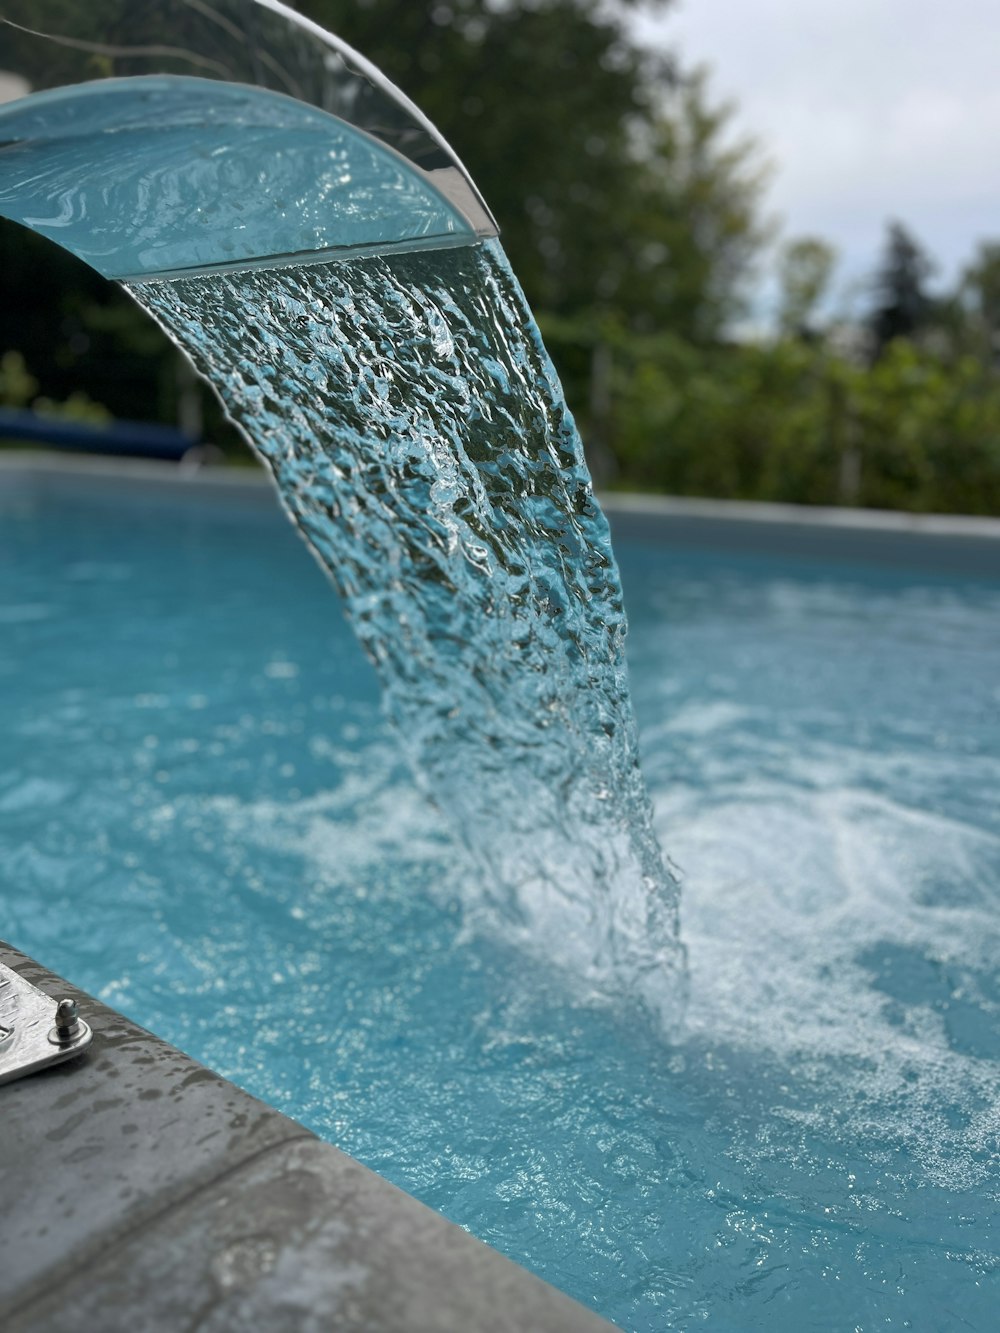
[869,221,935,358]
[777,237,837,340]
[612,68,769,341]
[292,0,665,317]
[952,241,1000,365]
[292,1,765,339]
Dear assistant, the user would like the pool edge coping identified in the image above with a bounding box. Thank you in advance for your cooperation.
[4,448,1000,539]
[0,939,613,1332]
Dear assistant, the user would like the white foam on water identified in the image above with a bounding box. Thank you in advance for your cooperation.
[662,773,1000,1190]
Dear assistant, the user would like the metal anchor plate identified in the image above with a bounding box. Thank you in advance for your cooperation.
[0,960,92,1086]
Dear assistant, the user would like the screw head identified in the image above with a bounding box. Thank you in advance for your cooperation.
[53,998,81,1040]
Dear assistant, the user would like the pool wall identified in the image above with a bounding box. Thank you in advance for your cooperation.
[6,449,999,572]
[600,489,1000,576]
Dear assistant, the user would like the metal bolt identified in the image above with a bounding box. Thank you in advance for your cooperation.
[53,998,81,1043]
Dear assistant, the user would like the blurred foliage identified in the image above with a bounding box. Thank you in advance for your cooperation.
[541,320,1000,514]
[0,347,112,425]
[1,0,999,511]
[777,237,837,341]
[292,0,765,338]
[0,223,244,451]
[868,221,936,360]
[0,351,37,408]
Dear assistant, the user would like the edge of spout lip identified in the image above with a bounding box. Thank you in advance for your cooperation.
[118,230,495,286]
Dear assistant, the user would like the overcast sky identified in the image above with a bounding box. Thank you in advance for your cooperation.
[640,0,1000,311]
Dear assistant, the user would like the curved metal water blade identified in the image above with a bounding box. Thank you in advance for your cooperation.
[0,0,497,275]
[0,0,686,1024]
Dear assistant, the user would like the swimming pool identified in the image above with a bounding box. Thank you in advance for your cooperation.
[3,462,999,1330]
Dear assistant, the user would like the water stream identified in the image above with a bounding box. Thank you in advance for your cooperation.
[129,239,686,1022]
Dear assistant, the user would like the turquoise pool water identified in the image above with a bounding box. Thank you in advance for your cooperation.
[2,477,999,1330]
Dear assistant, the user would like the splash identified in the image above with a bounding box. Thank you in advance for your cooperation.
[129,240,685,1020]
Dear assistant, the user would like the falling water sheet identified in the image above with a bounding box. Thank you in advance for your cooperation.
[129,238,686,1024]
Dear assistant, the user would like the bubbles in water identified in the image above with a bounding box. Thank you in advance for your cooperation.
[629,560,1000,1196]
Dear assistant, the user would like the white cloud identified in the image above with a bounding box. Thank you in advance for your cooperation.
[640,0,1000,298]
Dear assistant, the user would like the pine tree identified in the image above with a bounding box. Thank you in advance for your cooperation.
[869,221,934,358]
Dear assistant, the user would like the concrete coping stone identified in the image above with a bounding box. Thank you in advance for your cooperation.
[0,941,612,1332]
[4,447,1000,541]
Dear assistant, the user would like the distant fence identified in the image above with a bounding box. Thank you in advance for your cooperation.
[0,408,196,461]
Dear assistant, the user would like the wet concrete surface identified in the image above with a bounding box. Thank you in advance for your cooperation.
[0,941,612,1332]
